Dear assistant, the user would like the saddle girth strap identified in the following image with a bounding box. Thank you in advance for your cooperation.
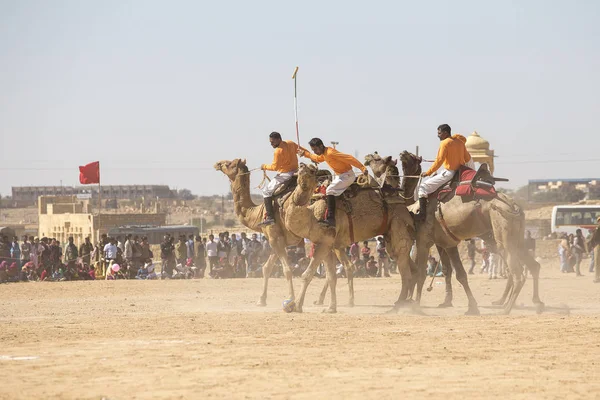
[346,211,355,244]
[377,200,389,236]
[436,202,460,243]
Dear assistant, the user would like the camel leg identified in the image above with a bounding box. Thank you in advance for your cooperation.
[446,247,480,315]
[414,245,430,304]
[269,239,295,303]
[504,256,525,314]
[521,250,544,313]
[323,252,338,313]
[295,244,331,313]
[406,256,418,300]
[315,280,328,306]
[492,273,513,306]
[385,227,413,312]
[335,249,355,307]
[257,254,278,306]
[437,246,454,308]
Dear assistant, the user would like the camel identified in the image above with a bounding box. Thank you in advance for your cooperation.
[278,162,415,313]
[365,152,478,314]
[366,152,543,314]
[214,159,300,306]
[214,159,354,307]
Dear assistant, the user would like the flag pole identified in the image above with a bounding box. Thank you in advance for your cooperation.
[97,162,101,241]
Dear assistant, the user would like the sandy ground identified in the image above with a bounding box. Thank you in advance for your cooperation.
[1,261,600,400]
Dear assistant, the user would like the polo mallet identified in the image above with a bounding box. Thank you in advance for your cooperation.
[426,260,440,292]
[292,66,300,146]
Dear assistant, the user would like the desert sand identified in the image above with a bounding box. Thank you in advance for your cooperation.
[1,260,599,400]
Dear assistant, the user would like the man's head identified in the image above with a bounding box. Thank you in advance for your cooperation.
[23,235,29,242]
[68,237,74,244]
[126,234,132,240]
[85,237,91,243]
[525,230,531,239]
[363,241,368,246]
[142,236,148,244]
[231,233,237,240]
[209,234,214,241]
[269,131,282,148]
[308,138,326,155]
[241,232,247,239]
[117,236,122,242]
[576,229,582,236]
[189,234,194,240]
[437,124,451,141]
[51,239,57,246]
[163,235,169,241]
[12,236,18,243]
[252,233,258,240]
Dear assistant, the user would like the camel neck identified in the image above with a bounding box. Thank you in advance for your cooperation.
[291,180,314,206]
[231,172,260,225]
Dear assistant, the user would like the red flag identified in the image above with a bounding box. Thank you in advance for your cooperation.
[79,161,100,184]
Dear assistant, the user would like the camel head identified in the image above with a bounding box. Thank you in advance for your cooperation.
[214,159,249,182]
[364,151,396,178]
[297,162,319,191]
[399,151,422,177]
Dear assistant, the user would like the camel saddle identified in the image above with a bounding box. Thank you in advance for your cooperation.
[435,164,499,203]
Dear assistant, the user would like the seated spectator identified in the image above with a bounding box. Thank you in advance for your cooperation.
[211,257,234,279]
[0,261,7,283]
[366,256,378,277]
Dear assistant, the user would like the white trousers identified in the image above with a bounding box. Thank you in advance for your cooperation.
[466,159,475,169]
[326,169,356,196]
[262,170,296,198]
[418,168,456,198]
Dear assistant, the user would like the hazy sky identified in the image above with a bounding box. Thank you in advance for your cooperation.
[1,0,599,197]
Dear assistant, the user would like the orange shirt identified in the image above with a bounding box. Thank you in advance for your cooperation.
[302,147,367,175]
[262,140,299,173]
[425,135,472,176]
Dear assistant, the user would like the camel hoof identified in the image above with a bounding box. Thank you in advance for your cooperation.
[465,307,480,316]
[385,306,400,314]
[313,300,324,306]
[491,299,505,306]
[256,299,267,307]
[503,306,513,315]
[535,302,545,314]
[322,308,337,314]
[293,305,303,313]
[438,301,453,308]
[347,301,355,308]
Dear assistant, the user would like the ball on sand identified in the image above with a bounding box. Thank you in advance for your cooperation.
[282,299,295,313]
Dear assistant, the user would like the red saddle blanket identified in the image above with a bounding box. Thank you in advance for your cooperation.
[438,168,497,201]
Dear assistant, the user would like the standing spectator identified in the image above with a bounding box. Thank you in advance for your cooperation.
[186,234,195,263]
[588,217,600,283]
[132,236,143,267]
[247,233,262,276]
[64,236,78,271]
[10,236,21,266]
[349,242,359,262]
[572,229,586,276]
[104,238,118,265]
[524,231,536,259]
[558,234,570,273]
[478,241,490,273]
[175,235,187,267]
[361,241,371,263]
[116,236,125,253]
[30,237,42,270]
[140,237,152,263]
[195,236,207,278]
[20,235,31,273]
[217,233,229,260]
[229,234,239,271]
[160,235,174,279]
[124,234,134,268]
[0,236,10,263]
[588,229,596,273]
[79,237,94,267]
[49,239,61,269]
[376,237,390,277]
[239,232,250,274]
[366,256,378,277]
[466,239,476,274]
[206,234,219,275]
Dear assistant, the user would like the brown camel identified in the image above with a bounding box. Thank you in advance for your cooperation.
[214,159,349,307]
[279,163,415,313]
[214,159,300,306]
[365,152,478,314]
[368,151,543,314]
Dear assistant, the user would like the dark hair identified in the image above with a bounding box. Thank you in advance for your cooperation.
[438,124,451,135]
[308,138,324,147]
[269,131,282,140]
